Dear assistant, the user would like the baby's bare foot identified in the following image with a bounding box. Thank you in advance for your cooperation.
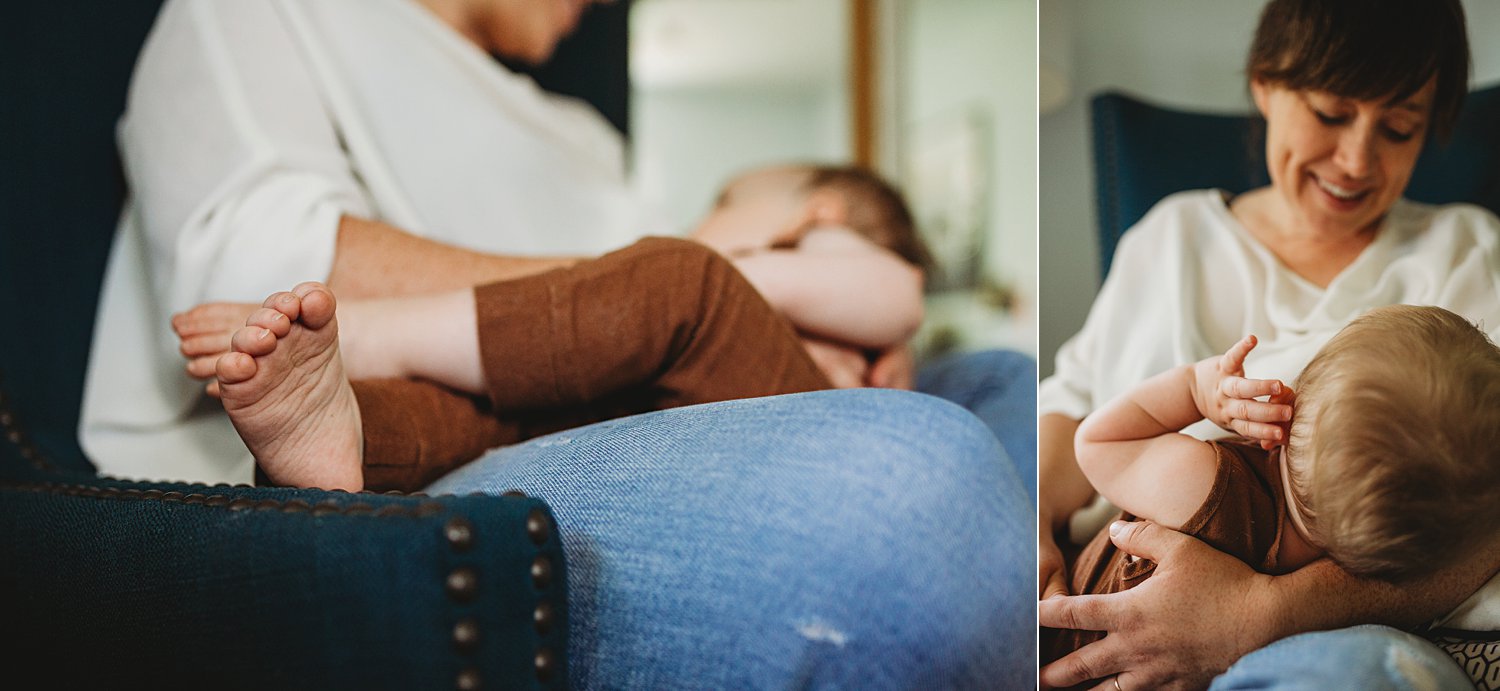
[216,282,364,491]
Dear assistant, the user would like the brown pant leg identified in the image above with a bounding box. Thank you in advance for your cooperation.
[352,237,830,490]
[353,379,521,492]
[474,236,831,434]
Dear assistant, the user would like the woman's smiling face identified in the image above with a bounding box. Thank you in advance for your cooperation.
[1251,78,1434,238]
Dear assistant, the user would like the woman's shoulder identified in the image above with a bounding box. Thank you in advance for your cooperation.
[1113,189,1239,257]
[1387,199,1500,249]
[1141,188,1230,219]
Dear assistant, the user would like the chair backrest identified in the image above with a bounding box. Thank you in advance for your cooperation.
[1090,84,1500,279]
[0,1,167,473]
[0,2,632,476]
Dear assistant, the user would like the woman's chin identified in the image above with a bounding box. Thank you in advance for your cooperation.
[1298,188,1383,237]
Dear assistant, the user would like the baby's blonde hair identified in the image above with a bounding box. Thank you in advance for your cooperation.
[1285,304,1500,582]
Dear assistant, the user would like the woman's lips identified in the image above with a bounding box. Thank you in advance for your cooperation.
[1312,174,1371,210]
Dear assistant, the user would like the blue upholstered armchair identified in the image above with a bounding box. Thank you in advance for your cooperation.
[1090,84,1500,278]
[0,1,648,687]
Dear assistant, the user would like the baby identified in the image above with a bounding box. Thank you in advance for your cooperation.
[692,163,931,269]
[173,163,932,491]
[1042,304,1500,670]
[687,163,933,388]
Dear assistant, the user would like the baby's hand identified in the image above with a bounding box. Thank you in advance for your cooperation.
[173,301,264,382]
[1191,335,1294,448]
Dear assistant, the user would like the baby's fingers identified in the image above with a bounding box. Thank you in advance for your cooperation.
[1226,398,1293,424]
[1218,376,1283,399]
[1230,418,1286,443]
[1219,334,1258,373]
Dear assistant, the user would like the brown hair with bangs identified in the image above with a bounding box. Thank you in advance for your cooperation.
[1247,0,1471,141]
[1284,305,1500,582]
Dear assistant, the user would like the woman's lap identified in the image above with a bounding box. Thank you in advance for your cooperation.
[917,348,1038,504]
[1210,625,1472,690]
[426,388,1034,690]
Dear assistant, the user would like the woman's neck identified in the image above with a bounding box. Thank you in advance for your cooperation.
[1229,188,1380,288]
[413,0,492,52]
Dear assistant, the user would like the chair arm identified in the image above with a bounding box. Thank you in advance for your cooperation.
[0,471,568,691]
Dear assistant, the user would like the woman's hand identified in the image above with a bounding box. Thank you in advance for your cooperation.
[1038,414,1096,600]
[1038,508,1071,600]
[1190,335,1294,449]
[1039,521,1284,690]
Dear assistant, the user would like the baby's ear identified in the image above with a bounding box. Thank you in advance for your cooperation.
[801,189,848,227]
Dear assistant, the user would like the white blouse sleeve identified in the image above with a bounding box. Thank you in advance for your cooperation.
[1037,194,1211,421]
[1041,212,1161,419]
[121,0,371,310]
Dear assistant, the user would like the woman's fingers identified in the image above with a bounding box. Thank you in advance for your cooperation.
[1040,534,1072,600]
[1039,627,1128,689]
[1042,568,1071,601]
[1088,674,1142,691]
[1108,519,1191,563]
[1038,591,1114,632]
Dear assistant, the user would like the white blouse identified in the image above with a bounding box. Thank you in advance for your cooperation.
[80,0,655,484]
[1040,189,1500,441]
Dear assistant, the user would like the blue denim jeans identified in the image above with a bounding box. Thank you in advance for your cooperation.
[1210,625,1473,690]
[918,349,1038,505]
[427,387,1034,689]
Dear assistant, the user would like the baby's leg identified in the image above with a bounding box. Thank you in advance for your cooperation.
[312,238,830,489]
[216,282,364,491]
[472,237,830,424]
[177,293,481,390]
[353,378,521,491]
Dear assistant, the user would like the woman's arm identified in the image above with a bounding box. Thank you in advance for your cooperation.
[728,228,924,350]
[1039,414,1091,599]
[129,0,573,310]
[327,215,578,299]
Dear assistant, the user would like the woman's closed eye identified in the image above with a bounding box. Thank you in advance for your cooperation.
[1381,125,1417,143]
[1311,106,1419,143]
[1312,108,1349,126]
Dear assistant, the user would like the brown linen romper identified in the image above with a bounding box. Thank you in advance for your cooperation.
[1042,439,1289,672]
[349,237,833,491]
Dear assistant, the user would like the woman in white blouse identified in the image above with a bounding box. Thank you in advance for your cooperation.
[1039,0,1500,689]
[81,0,1035,687]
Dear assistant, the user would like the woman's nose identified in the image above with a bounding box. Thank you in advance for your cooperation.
[1332,126,1377,180]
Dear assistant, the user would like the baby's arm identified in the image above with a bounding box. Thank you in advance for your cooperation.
[1076,335,1291,529]
[728,227,923,350]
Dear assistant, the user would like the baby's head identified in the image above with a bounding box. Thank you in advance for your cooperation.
[1284,304,1500,581]
[691,163,930,268]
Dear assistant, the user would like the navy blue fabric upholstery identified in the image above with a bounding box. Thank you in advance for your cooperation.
[1,468,569,690]
[0,2,591,687]
[1090,85,1500,279]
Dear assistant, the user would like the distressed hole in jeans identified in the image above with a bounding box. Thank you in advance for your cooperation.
[534,437,574,448]
[1386,643,1441,691]
[794,617,849,648]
